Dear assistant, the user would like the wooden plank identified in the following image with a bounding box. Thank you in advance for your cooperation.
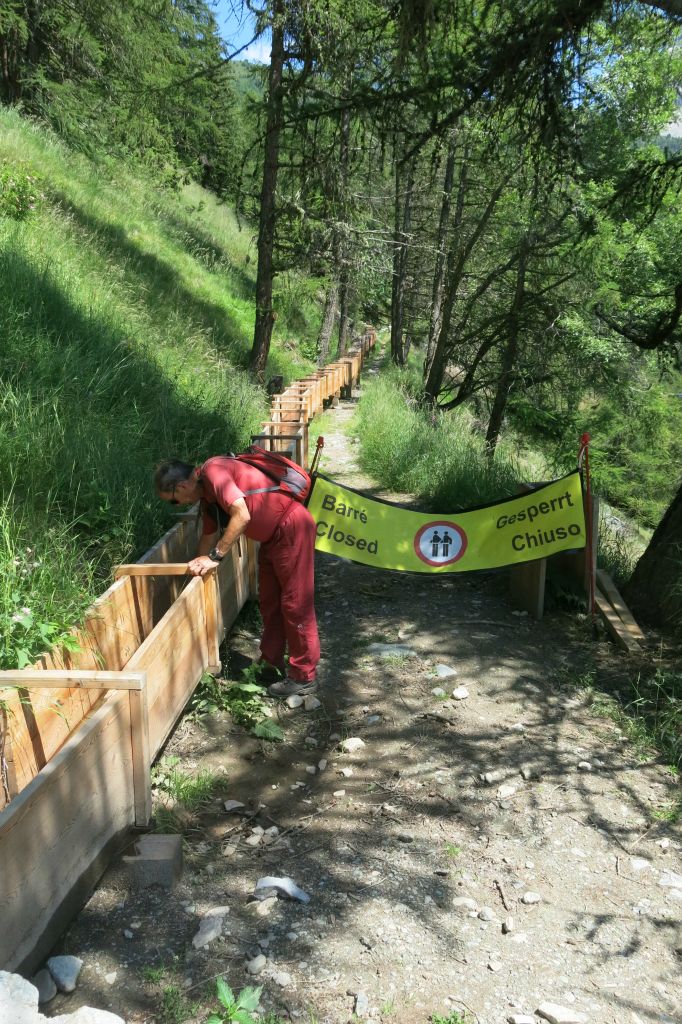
[0,670,145,690]
[510,556,547,620]
[595,588,641,654]
[0,689,135,974]
[114,563,190,579]
[596,570,646,641]
[247,539,259,599]
[128,681,151,826]
[203,574,221,674]
[127,577,209,758]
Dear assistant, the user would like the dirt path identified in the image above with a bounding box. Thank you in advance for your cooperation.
[46,386,681,1024]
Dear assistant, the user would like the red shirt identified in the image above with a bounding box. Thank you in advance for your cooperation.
[199,456,294,543]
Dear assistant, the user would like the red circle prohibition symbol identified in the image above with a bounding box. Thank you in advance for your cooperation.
[414,520,468,567]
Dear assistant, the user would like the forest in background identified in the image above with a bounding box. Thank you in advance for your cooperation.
[1,0,681,643]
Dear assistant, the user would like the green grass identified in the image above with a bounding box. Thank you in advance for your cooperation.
[564,667,682,772]
[356,363,520,510]
[151,756,223,833]
[0,107,322,670]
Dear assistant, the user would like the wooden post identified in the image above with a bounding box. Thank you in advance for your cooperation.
[247,539,259,600]
[127,678,152,826]
[202,574,221,675]
[510,557,547,620]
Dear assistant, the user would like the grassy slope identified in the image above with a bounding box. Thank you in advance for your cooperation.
[0,108,319,668]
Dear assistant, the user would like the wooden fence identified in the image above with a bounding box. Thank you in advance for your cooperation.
[0,330,375,974]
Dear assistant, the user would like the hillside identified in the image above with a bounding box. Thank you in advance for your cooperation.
[0,108,321,670]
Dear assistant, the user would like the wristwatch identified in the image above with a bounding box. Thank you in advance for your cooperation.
[208,546,224,563]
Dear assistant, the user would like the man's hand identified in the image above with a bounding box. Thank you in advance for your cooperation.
[187,555,220,577]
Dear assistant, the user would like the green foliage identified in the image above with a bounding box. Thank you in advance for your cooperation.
[0,163,42,220]
[0,108,319,670]
[220,669,284,742]
[160,985,199,1024]
[356,366,520,510]
[431,1012,472,1024]
[206,978,262,1024]
[571,668,681,770]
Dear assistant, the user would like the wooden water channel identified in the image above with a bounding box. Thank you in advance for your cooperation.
[0,334,375,973]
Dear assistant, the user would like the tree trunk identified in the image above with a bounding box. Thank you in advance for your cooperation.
[248,2,285,384]
[336,105,352,357]
[485,238,528,454]
[317,281,338,367]
[425,130,457,374]
[623,481,682,629]
[390,154,415,367]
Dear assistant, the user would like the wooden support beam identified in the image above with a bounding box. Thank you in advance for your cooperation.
[0,670,146,690]
[128,682,151,826]
[114,563,190,579]
[203,574,221,675]
[595,589,642,654]
[596,570,646,643]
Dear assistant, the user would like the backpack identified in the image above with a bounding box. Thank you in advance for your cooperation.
[203,447,313,505]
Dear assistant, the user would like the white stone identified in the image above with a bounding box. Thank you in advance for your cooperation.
[286,694,304,709]
[451,686,469,700]
[509,723,525,732]
[318,759,327,770]
[659,870,682,890]
[630,857,651,872]
[192,907,229,949]
[577,761,592,772]
[340,767,354,777]
[497,784,517,800]
[435,664,457,678]
[305,765,316,775]
[0,971,38,1019]
[273,971,292,987]
[366,714,381,724]
[47,956,83,993]
[51,1010,126,1024]
[304,736,318,747]
[453,897,478,911]
[536,1001,586,1023]
[481,770,504,785]
[333,789,346,798]
[245,833,262,847]
[431,687,447,697]
[508,1016,535,1024]
[104,973,117,986]
[304,696,322,712]
[340,737,365,753]
[367,643,415,658]
[522,891,542,905]
[502,916,514,933]
[246,954,266,975]
[478,906,496,921]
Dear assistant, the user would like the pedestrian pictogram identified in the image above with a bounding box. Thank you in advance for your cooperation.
[413,521,467,567]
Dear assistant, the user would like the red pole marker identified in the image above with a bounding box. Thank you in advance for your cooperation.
[310,436,325,476]
[578,432,596,627]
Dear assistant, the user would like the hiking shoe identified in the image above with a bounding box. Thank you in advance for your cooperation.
[267,678,318,697]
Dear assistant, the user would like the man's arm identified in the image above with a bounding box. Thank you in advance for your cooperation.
[188,498,251,577]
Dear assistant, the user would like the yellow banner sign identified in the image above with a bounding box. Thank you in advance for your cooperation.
[308,470,586,573]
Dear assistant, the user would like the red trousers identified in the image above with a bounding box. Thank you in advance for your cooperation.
[258,502,320,682]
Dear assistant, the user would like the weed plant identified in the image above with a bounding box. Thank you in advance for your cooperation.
[151,756,222,832]
[356,366,520,509]
[0,108,320,669]
[187,669,284,741]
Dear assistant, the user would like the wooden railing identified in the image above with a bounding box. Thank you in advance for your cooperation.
[0,328,375,974]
